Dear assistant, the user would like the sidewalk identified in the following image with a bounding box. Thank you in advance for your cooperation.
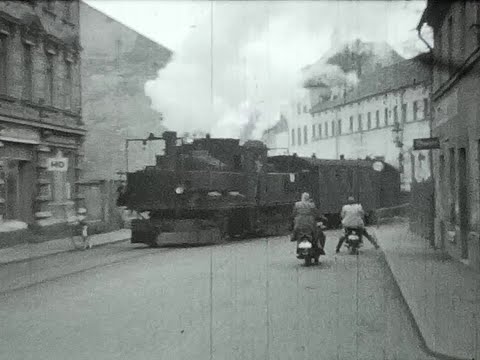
[0,229,131,265]
[373,222,480,360]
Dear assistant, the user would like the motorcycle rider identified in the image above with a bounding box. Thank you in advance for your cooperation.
[335,196,379,253]
[291,192,325,255]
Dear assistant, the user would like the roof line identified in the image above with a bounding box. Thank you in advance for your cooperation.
[311,80,430,114]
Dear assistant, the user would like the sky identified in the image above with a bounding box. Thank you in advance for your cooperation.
[84,0,430,140]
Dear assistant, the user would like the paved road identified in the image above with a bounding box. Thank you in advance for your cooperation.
[0,230,436,360]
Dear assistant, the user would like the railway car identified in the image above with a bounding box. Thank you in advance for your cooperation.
[267,155,401,227]
[123,131,401,247]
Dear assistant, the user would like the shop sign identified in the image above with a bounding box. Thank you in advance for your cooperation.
[47,157,68,172]
[413,137,440,150]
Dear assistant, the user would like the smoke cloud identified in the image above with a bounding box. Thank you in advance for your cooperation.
[136,1,428,141]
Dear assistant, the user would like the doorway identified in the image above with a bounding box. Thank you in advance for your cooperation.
[4,159,35,223]
[458,147,468,259]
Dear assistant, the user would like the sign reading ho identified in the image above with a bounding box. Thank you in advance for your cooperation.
[47,157,68,172]
[413,137,440,151]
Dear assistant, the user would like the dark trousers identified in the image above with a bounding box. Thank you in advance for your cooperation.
[336,228,378,252]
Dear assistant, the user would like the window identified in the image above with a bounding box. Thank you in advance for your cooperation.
[477,3,480,46]
[0,35,7,95]
[331,121,335,136]
[297,127,301,146]
[375,110,380,128]
[23,44,33,101]
[325,122,329,137]
[367,112,371,129]
[460,1,466,59]
[423,98,429,119]
[401,103,407,123]
[312,124,316,139]
[46,53,54,105]
[337,119,342,135]
[64,60,73,109]
[291,129,295,146]
[393,106,398,123]
[318,123,322,138]
[413,101,418,121]
[64,2,71,21]
[349,116,353,132]
[358,114,363,131]
[447,16,453,76]
[303,105,308,113]
[297,103,301,115]
[384,108,388,126]
[303,125,308,144]
[449,148,456,223]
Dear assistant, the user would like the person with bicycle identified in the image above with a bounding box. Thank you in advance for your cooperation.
[71,207,91,250]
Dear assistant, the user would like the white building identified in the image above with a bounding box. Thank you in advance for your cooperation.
[287,53,432,191]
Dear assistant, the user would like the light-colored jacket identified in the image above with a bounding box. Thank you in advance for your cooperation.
[293,200,317,232]
[341,203,365,228]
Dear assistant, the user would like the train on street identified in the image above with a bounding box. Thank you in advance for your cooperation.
[122,131,401,247]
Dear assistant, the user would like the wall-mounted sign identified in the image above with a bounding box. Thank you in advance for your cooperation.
[413,137,440,150]
[47,157,68,172]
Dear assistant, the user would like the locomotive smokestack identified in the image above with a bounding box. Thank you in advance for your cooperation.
[163,131,177,156]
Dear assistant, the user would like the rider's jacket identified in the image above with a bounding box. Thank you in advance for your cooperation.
[293,200,317,232]
[341,203,365,228]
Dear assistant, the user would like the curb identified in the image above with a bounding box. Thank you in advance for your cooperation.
[378,245,471,360]
[0,237,131,267]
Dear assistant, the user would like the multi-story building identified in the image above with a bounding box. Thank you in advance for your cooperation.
[80,2,172,180]
[418,0,480,269]
[0,0,84,245]
[261,114,289,156]
[288,54,432,192]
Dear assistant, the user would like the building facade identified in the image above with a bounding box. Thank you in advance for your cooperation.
[288,55,432,192]
[0,0,84,244]
[80,2,172,180]
[261,115,289,156]
[419,0,480,270]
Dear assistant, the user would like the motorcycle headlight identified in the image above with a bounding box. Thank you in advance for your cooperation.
[175,186,185,195]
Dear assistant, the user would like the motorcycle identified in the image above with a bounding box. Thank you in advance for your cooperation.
[296,231,320,266]
[344,227,363,254]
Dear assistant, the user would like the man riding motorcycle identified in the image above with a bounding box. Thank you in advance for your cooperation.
[291,192,326,255]
[335,196,379,253]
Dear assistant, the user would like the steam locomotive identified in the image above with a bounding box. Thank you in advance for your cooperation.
[123,131,400,247]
